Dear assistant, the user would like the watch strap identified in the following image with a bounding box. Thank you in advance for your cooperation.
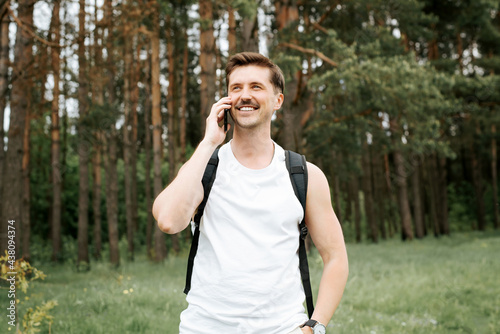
[301,319,319,328]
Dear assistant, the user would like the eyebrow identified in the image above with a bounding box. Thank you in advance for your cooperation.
[229,81,267,89]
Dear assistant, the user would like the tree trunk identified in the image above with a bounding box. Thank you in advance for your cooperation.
[241,12,259,52]
[123,19,135,261]
[361,140,377,242]
[227,5,237,55]
[331,151,342,224]
[105,0,119,266]
[21,100,30,260]
[105,128,120,267]
[199,0,216,135]
[92,135,102,260]
[77,0,90,269]
[0,9,10,234]
[144,53,153,259]
[166,14,180,254]
[180,31,188,162]
[411,161,425,238]
[491,124,499,229]
[274,1,310,152]
[350,173,362,243]
[471,133,486,231]
[383,153,399,237]
[91,1,104,260]
[393,149,414,241]
[372,153,387,240]
[51,0,63,262]
[438,157,449,235]
[152,4,166,261]
[131,41,139,235]
[426,155,440,236]
[1,0,32,255]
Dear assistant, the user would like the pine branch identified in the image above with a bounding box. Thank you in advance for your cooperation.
[279,42,338,67]
[7,4,61,48]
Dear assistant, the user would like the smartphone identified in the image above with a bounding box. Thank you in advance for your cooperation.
[224,109,229,132]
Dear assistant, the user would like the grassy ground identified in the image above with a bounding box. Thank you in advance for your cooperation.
[2,231,499,333]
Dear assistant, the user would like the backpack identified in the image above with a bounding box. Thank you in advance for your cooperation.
[183,148,315,318]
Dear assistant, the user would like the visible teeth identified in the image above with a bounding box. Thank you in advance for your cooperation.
[240,107,255,111]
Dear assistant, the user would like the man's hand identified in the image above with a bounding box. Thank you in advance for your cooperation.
[204,97,232,147]
[301,326,313,334]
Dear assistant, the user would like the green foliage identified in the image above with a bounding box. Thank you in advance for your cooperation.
[0,252,46,294]
[0,253,57,333]
[21,300,58,334]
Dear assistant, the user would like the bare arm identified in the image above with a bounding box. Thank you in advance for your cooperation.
[301,162,349,332]
[152,97,232,234]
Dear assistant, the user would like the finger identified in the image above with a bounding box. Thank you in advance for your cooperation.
[216,106,231,121]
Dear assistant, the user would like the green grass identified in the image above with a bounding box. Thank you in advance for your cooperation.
[2,231,500,333]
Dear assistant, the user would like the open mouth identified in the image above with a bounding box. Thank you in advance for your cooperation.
[236,105,259,112]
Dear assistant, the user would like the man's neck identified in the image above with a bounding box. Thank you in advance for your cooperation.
[230,128,274,170]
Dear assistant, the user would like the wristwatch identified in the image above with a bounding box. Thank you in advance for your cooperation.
[301,319,326,334]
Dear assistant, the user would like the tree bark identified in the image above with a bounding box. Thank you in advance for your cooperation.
[77,0,90,269]
[144,53,153,259]
[372,153,387,240]
[393,148,414,241]
[241,12,259,52]
[1,0,32,255]
[331,151,342,224]
[152,4,166,261]
[180,31,188,162]
[51,0,63,262]
[492,124,499,229]
[105,128,120,267]
[227,5,237,55]
[411,160,425,238]
[91,1,104,260]
[425,155,440,236]
[105,0,119,266]
[92,137,102,260]
[361,140,377,242]
[383,153,398,237]
[21,97,30,260]
[438,157,449,235]
[131,37,140,236]
[166,14,180,254]
[471,127,486,231]
[0,8,10,236]
[123,16,135,261]
[350,173,362,243]
[199,0,216,135]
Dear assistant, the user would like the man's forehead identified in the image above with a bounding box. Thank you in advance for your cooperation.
[228,65,272,84]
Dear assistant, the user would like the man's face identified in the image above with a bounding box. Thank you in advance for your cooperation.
[227,65,284,130]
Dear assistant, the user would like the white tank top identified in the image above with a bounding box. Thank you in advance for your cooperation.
[179,141,308,333]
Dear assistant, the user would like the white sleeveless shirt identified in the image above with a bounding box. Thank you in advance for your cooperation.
[179,142,308,334]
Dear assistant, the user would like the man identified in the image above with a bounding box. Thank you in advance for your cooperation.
[153,52,348,334]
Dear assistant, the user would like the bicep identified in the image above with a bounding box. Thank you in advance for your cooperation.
[305,163,346,262]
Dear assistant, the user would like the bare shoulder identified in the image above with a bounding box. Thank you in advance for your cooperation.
[306,161,330,199]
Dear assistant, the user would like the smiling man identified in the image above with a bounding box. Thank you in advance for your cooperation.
[153,52,348,334]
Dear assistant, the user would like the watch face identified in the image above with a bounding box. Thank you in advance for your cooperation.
[314,324,326,334]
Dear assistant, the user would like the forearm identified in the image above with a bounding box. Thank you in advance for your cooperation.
[311,253,349,326]
[153,139,218,234]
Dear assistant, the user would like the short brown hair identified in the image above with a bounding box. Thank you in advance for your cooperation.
[226,52,285,94]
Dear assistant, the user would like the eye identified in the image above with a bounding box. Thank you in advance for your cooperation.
[231,86,241,91]
[252,85,262,90]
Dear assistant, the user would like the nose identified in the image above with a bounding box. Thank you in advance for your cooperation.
[240,86,252,100]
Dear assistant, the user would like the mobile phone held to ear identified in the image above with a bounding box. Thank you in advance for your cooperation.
[224,109,229,132]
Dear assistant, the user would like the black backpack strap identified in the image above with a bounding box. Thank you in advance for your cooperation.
[184,148,220,295]
[285,150,314,318]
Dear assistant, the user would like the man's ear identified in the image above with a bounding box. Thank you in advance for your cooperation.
[274,93,284,111]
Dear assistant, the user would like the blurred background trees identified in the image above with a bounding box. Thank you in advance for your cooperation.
[0,0,498,266]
